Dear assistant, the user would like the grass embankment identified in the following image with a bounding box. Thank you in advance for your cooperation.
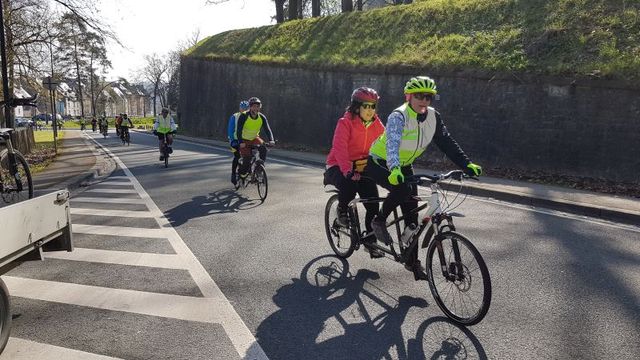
[186,0,640,80]
[27,130,65,174]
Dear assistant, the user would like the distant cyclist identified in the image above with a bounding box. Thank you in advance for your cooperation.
[153,108,177,161]
[115,113,123,136]
[367,76,483,280]
[119,114,134,142]
[235,97,275,179]
[99,116,108,134]
[228,100,250,185]
[324,87,385,257]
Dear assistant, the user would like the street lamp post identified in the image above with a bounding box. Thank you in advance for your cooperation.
[0,3,12,128]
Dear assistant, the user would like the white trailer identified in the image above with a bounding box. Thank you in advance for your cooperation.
[0,190,73,353]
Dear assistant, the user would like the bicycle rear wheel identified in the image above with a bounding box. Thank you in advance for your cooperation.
[0,149,33,204]
[254,164,268,201]
[425,231,491,325]
[324,194,356,258]
[163,146,169,168]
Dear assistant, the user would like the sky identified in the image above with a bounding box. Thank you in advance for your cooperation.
[95,0,275,80]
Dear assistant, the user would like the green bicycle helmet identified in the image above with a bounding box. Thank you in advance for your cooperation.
[404,76,437,95]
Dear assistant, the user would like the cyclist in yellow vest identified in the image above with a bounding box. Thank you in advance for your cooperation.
[235,97,275,178]
[367,76,483,280]
[228,100,250,185]
[153,108,177,161]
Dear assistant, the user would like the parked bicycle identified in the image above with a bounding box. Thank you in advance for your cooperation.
[0,128,33,204]
[324,170,491,325]
[234,143,271,202]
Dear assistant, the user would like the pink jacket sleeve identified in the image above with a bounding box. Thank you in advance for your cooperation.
[331,115,353,176]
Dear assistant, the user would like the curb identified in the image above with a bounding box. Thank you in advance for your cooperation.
[169,133,640,226]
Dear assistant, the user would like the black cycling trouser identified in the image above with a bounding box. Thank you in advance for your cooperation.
[366,157,418,226]
[324,165,379,232]
[231,147,240,175]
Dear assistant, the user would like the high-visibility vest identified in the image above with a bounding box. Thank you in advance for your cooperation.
[369,103,437,167]
[241,115,262,140]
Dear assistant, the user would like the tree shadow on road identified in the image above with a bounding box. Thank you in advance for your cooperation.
[164,189,263,227]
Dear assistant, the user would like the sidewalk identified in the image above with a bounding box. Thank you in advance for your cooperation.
[32,130,114,194]
[33,129,640,226]
[173,132,640,226]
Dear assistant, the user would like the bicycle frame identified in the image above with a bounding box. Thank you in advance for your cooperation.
[237,145,262,185]
[343,181,460,267]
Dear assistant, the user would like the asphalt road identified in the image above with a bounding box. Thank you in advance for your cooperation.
[4,130,640,359]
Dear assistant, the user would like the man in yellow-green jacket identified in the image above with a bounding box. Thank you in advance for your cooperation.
[367,76,483,280]
[235,97,275,178]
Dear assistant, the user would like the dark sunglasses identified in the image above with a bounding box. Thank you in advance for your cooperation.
[361,103,376,109]
[413,93,434,101]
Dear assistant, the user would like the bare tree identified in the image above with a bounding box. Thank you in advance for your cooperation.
[274,0,285,22]
[141,53,169,117]
[341,0,353,12]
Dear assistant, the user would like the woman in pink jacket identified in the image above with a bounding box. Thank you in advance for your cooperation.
[325,87,385,256]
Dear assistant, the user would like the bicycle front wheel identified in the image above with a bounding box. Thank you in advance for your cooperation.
[254,164,268,202]
[0,149,33,204]
[324,194,355,258]
[425,231,491,325]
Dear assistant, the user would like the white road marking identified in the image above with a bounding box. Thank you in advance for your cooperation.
[94,181,134,186]
[85,188,138,194]
[4,277,227,323]
[86,138,269,359]
[70,208,154,218]
[45,248,185,269]
[0,338,122,360]
[71,197,146,204]
[73,224,168,238]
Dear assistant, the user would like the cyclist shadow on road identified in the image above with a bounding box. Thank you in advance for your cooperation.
[255,255,427,360]
[163,189,263,227]
[407,316,489,359]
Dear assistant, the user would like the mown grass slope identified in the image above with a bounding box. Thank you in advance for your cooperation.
[186,0,640,80]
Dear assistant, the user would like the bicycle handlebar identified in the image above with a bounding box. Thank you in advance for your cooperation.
[408,170,479,186]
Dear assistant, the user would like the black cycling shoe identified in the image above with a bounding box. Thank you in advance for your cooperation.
[405,260,428,281]
[371,216,393,245]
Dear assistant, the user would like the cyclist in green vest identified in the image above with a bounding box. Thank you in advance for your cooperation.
[153,108,177,161]
[367,76,483,280]
[235,97,275,178]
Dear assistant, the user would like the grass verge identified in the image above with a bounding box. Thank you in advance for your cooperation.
[26,131,65,174]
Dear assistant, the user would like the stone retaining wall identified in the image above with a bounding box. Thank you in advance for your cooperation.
[179,58,640,183]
